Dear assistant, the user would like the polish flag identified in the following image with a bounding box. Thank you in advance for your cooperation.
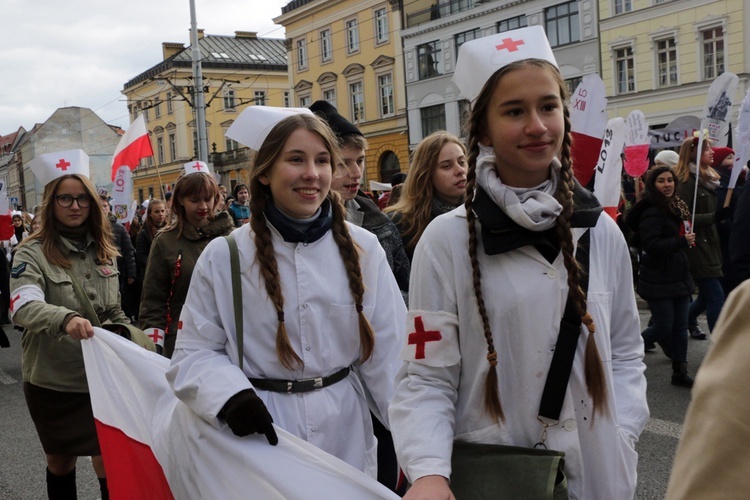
[111,114,153,181]
[593,117,627,220]
[81,329,398,499]
[569,75,608,188]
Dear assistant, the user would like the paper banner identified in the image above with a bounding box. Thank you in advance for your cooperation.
[624,110,650,177]
[569,74,608,186]
[593,117,627,220]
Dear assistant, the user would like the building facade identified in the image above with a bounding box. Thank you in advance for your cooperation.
[275,0,409,185]
[122,31,288,202]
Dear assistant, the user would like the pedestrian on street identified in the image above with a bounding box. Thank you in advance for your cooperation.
[11,149,129,499]
[139,166,233,356]
[227,183,250,227]
[674,135,725,337]
[388,26,648,499]
[166,107,406,478]
[626,166,696,387]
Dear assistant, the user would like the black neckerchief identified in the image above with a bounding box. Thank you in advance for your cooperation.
[265,199,333,244]
[473,181,601,261]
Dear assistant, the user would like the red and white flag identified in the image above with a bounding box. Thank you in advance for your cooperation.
[111,114,153,181]
[593,117,626,220]
[569,74,608,187]
[623,110,650,178]
[81,329,399,500]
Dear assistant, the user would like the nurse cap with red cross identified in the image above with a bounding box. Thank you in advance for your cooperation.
[28,149,90,186]
[453,25,558,103]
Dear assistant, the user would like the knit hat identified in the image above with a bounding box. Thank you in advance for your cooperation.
[711,147,735,169]
[309,101,364,139]
[654,150,679,169]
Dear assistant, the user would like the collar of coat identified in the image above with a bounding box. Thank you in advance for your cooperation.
[473,180,601,256]
[182,211,234,241]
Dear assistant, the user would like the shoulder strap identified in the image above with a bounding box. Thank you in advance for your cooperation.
[224,235,244,370]
[63,267,102,328]
[538,229,591,424]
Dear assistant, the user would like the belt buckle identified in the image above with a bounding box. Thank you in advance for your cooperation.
[290,376,324,393]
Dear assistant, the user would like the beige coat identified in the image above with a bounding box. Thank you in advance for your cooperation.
[666,280,750,499]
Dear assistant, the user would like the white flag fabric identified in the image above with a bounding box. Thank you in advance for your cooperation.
[593,117,627,220]
[624,110,650,178]
[569,74,608,186]
[730,90,750,190]
[111,166,134,225]
[81,329,399,500]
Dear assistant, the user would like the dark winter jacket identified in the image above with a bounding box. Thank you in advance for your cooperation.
[389,196,461,262]
[135,225,163,283]
[345,193,410,297]
[626,199,694,300]
[139,211,234,357]
[677,174,722,279]
[228,202,250,227]
[730,186,750,286]
[108,213,136,286]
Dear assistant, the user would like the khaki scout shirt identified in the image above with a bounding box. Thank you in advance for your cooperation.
[10,236,128,393]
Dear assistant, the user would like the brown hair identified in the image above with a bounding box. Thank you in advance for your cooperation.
[463,59,607,422]
[163,172,220,238]
[143,199,166,238]
[385,131,466,253]
[24,174,119,268]
[674,136,719,184]
[248,113,374,369]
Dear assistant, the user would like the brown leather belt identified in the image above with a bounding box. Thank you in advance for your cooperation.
[248,366,350,394]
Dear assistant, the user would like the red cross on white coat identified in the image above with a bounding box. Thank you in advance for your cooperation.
[408,316,442,359]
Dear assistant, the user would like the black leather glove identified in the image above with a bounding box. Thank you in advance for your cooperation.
[220,389,278,445]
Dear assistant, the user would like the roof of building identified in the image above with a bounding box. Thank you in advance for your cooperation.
[124,34,287,89]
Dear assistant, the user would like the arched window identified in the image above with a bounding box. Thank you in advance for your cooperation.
[379,151,401,183]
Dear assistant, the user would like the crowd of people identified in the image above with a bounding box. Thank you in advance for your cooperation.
[4,24,750,499]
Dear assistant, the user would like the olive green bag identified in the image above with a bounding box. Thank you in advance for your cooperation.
[64,268,156,352]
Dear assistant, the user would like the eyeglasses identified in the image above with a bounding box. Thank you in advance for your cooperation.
[55,194,92,208]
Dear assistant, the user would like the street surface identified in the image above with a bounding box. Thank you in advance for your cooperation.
[0,302,712,499]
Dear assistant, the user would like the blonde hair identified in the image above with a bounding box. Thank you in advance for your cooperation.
[385,131,466,253]
[674,136,719,183]
[248,113,375,369]
[463,59,607,421]
[24,174,119,268]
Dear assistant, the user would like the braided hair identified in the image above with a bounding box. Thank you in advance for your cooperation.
[249,114,375,369]
[462,59,608,422]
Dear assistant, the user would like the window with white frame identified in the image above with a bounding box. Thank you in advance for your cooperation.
[154,99,161,118]
[656,37,677,87]
[157,137,165,164]
[299,95,311,107]
[284,91,290,107]
[615,46,635,94]
[320,29,332,63]
[375,7,389,44]
[701,26,724,80]
[545,1,580,47]
[350,81,365,123]
[566,76,583,96]
[225,137,239,151]
[192,129,198,156]
[497,15,527,33]
[166,92,173,114]
[297,38,308,70]
[455,29,479,61]
[346,19,360,54]
[254,91,266,106]
[614,0,632,14]
[224,89,236,111]
[143,106,149,122]
[421,104,446,138]
[417,41,442,80]
[169,133,177,162]
[323,89,337,107]
[378,73,394,117]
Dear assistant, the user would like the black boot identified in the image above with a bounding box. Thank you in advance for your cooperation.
[671,361,694,388]
[656,339,672,359]
[98,477,109,500]
[46,467,77,500]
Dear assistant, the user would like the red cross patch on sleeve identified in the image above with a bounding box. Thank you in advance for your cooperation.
[400,311,460,367]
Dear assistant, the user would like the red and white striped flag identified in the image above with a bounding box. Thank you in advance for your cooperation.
[81,329,399,500]
[111,114,153,181]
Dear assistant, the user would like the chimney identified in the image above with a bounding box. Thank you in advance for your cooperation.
[198,29,205,39]
[162,42,185,60]
[235,31,258,39]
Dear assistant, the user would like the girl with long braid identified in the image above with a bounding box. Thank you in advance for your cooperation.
[388,26,648,499]
[166,108,405,477]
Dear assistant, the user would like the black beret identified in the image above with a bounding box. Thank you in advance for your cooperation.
[309,100,364,139]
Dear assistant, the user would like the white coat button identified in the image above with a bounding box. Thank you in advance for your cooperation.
[563,419,576,431]
[311,427,317,432]
[547,269,558,279]
[305,346,311,351]
[302,303,308,309]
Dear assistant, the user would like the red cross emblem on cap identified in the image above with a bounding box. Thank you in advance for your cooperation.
[192,162,203,171]
[56,159,71,171]
[495,37,525,53]
[148,329,164,344]
[408,316,442,359]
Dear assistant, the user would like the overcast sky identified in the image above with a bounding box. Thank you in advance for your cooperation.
[0,0,290,136]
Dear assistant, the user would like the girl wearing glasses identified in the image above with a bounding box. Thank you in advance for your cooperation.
[10,153,129,499]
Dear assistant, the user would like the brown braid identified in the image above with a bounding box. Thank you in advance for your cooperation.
[249,188,303,370]
[557,106,608,417]
[329,192,375,363]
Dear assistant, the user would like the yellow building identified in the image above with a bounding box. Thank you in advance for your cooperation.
[122,31,289,202]
[598,0,749,135]
[274,0,409,185]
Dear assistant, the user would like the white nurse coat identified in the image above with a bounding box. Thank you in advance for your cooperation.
[389,207,649,499]
[167,221,406,477]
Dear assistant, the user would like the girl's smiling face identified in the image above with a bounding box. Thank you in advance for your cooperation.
[260,128,332,219]
[480,64,565,188]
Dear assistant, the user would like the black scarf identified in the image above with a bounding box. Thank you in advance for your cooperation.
[264,199,333,244]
